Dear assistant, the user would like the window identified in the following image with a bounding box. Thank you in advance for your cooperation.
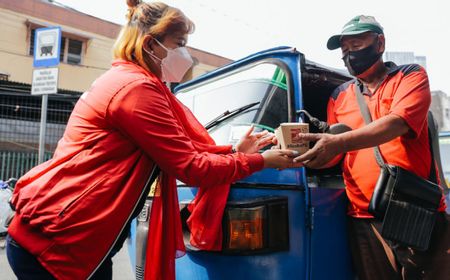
[176,63,289,146]
[66,39,82,64]
[445,108,450,119]
[29,28,84,65]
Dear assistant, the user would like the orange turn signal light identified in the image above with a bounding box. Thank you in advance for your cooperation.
[222,196,289,254]
[227,206,264,250]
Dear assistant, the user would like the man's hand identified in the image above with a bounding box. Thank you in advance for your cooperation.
[292,133,345,169]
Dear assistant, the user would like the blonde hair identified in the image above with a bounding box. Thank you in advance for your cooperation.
[113,1,195,72]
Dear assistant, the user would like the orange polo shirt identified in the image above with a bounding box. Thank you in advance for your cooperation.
[327,62,446,217]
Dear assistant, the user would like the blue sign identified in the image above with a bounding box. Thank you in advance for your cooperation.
[33,26,62,68]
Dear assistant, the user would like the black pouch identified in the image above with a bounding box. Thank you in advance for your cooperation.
[369,165,442,250]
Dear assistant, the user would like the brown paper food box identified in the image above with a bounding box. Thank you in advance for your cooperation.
[274,123,309,154]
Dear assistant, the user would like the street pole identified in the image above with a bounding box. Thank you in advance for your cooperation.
[38,94,48,163]
[32,26,61,164]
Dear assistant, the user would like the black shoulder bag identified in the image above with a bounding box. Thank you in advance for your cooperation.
[354,81,442,251]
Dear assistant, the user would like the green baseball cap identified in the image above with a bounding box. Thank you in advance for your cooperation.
[327,15,384,50]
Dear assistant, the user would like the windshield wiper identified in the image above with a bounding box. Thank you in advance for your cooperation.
[205,101,260,130]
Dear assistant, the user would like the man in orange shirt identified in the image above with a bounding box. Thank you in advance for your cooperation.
[294,15,450,279]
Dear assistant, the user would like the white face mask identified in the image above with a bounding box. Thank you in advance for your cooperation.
[145,39,193,83]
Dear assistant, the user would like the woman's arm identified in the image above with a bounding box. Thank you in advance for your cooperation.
[108,82,264,187]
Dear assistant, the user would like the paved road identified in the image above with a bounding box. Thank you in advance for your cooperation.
[0,237,135,280]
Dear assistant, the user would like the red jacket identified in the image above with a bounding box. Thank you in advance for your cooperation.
[9,59,264,279]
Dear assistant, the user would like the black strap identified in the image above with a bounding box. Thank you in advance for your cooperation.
[353,81,438,184]
[353,81,386,167]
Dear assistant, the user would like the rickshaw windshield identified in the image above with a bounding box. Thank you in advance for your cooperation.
[176,63,289,146]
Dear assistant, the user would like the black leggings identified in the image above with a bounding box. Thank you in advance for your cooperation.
[6,226,130,280]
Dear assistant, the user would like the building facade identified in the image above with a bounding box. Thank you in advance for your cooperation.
[431,90,450,132]
[0,0,232,179]
[0,0,232,92]
[383,51,427,69]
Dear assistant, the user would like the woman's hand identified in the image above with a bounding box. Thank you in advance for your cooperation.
[235,125,275,154]
[261,149,303,169]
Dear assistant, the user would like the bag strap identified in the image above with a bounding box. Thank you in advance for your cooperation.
[353,80,438,184]
[353,81,386,168]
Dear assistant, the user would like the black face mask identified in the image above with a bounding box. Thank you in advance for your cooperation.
[342,38,382,76]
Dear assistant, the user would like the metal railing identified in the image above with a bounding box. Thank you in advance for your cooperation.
[0,150,52,179]
[0,81,81,179]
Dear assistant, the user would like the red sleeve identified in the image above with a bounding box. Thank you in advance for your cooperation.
[217,145,233,154]
[108,82,264,186]
[389,67,431,138]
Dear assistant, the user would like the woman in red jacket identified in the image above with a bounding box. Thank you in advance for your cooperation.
[6,1,301,279]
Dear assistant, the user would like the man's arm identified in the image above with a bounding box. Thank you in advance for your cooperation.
[340,114,409,151]
[293,114,409,168]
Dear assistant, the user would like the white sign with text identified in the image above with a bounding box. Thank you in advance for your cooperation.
[31,68,59,95]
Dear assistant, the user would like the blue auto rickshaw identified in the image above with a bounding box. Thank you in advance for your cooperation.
[127,46,447,279]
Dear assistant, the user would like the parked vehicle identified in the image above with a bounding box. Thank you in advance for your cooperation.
[0,178,16,246]
[438,132,450,212]
[127,46,447,279]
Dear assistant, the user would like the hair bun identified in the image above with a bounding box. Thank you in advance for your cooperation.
[126,0,141,21]
[127,0,141,8]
